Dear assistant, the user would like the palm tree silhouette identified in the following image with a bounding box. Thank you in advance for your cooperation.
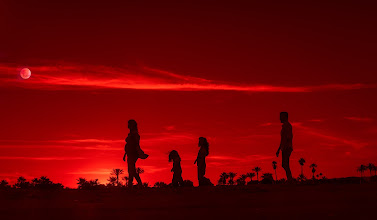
[252,167,262,182]
[357,164,367,183]
[299,158,306,176]
[107,176,117,186]
[367,163,375,177]
[236,174,248,186]
[228,172,237,185]
[218,172,229,185]
[111,168,124,185]
[246,172,256,184]
[309,163,317,179]
[272,161,278,181]
[373,165,377,177]
[136,167,144,175]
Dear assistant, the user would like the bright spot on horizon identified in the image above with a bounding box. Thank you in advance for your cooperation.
[20,68,31,79]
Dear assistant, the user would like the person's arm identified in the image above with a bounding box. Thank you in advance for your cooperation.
[124,138,127,161]
[194,149,200,164]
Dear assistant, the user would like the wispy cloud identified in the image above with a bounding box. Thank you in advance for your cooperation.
[0,63,375,92]
[0,156,85,160]
[0,132,195,151]
[344,116,373,122]
[66,169,112,175]
[208,154,273,162]
[307,119,325,122]
[294,123,368,149]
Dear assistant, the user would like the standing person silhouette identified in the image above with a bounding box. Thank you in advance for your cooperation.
[276,112,293,181]
[195,137,209,186]
[123,119,148,187]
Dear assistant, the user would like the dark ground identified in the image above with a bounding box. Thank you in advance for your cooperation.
[1,184,376,219]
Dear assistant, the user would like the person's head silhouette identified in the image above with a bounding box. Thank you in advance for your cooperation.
[128,119,138,131]
[198,137,208,147]
[280,112,288,123]
[169,150,180,162]
[198,137,209,156]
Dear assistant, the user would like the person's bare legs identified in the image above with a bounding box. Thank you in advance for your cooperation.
[197,161,206,186]
[282,150,293,182]
[134,172,142,185]
[127,156,140,187]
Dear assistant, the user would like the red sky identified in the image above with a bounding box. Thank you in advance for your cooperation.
[1,1,377,187]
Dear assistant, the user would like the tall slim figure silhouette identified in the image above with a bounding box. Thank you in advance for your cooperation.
[123,119,148,187]
[195,137,209,186]
[276,112,293,181]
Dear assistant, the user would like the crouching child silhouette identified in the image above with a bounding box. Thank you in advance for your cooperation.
[123,119,149,188]
[169,150,184,187]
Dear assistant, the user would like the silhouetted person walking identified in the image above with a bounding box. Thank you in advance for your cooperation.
[123,119,148,187]
[276,112,293,181]
[195,137,209,186]
[169,150,184,187]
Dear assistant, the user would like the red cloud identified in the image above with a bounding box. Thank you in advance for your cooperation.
[344,117,373,122]
[1,63,375,92]
[0,156,85,160]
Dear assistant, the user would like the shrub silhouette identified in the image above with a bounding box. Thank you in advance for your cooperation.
[0,180,10,189]
[122,176,129,187]
[77,178,89,189]
[154,182,168,188]
[136,167,144,175]
[14,176,31,189]
[236,174,247,186]
[228,172,237,185]
[261,173,274,184]
[107,176,117,186]
[297,174,307,182]
[183,180,194,187]
[76,178,104,189]
[31,176,63,189]
[246,172,256,185]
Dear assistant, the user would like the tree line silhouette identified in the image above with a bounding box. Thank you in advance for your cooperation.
[1,161,376,190]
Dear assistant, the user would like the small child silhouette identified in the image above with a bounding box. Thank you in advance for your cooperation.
[169,150,184,187]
